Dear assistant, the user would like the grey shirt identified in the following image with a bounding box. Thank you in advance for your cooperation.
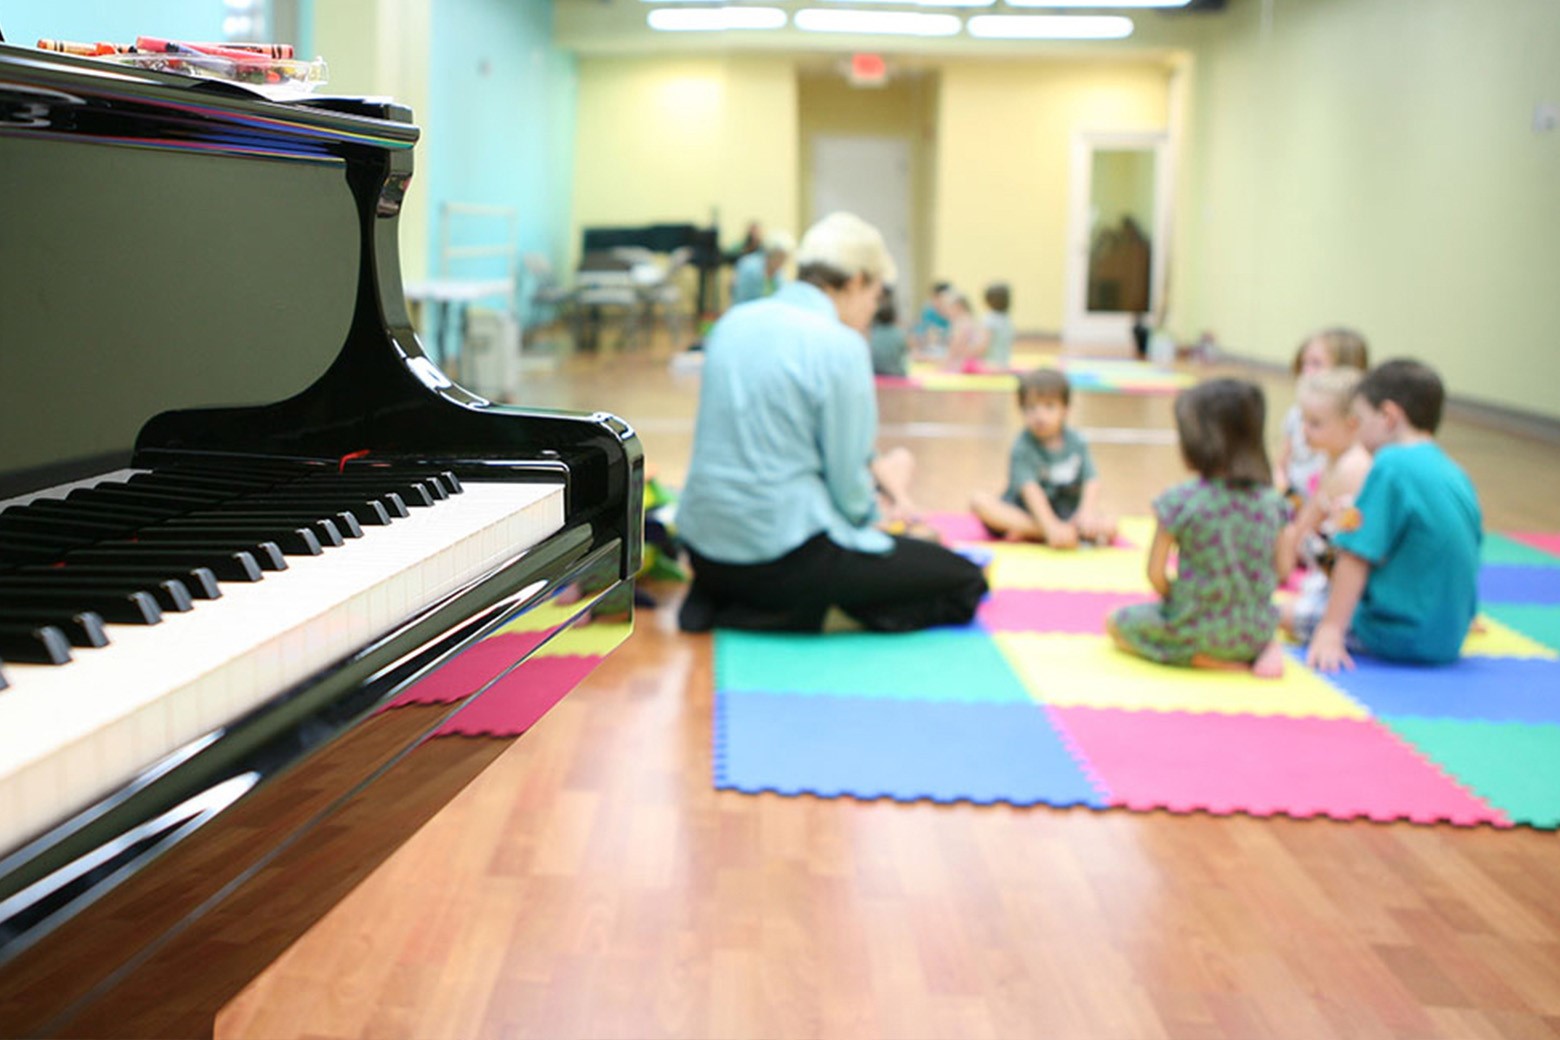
[1001,427,1098,520]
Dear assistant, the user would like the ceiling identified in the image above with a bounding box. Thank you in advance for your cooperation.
[553,0,1230,60]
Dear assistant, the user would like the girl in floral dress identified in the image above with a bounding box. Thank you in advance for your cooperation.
[1107,379,1289,678]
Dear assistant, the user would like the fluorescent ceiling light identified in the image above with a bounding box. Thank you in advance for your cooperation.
[1004,0,1184,6]
[966,14,1134,38]
[820,0,994,7]
[794,8,962,35]
[647,6,787,30]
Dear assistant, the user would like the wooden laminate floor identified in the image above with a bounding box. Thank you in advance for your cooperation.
[220,335,1560,1040]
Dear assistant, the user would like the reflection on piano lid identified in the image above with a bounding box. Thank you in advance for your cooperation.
[0,41,643,1039]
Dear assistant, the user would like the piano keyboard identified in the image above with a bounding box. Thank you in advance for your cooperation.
[0,469,564,855]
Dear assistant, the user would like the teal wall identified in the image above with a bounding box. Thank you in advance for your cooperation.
[425,0,577,319]
[1,1,227,46]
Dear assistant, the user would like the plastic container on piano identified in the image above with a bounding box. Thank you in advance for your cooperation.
[97,50,328,99]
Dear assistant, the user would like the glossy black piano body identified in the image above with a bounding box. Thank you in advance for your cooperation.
[0,42,642,1038]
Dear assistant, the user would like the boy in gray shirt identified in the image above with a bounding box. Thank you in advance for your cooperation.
[971,368,1117,547]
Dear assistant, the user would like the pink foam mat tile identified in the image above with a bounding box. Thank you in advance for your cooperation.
[922,511,1000,543]
[1049,706,1510,826]
[979,589,1157,634]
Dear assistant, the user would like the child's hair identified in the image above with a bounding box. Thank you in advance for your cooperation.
[873,285,898,326]
[1017,367,1070,407]
[931,280,951,296]
[984,282,1011,314]
[1174,378,1272,486]
[1297,367,1364,417]
[1292,327,1370,374]
[1356,358,1445,433]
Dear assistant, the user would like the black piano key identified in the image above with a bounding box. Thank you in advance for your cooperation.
[87,538,287,572]
[439,471,463,494]
[0,511,138,540]
[0,660,7,691]
[0,576,195,613]
[0,607,110,647]
[212,497,392,526]
[174,510,357,541]
[138,524,323,556]
[128,471,277,493]
[64,547,263,582]
[12,498,169,525]
[1,588,162,624]
[297,477,436,507]
[17,564,223,600]
[242,490,408,519]
[0,530,92,566]
[0,623,72,665]
[66,485,223,513]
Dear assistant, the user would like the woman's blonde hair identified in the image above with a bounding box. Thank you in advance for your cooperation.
[1292,327,1370,374]
[794,212,898,289]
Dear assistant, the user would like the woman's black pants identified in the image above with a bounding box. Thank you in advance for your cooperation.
[679,533,988,633]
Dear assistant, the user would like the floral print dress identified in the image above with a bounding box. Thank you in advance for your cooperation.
[1111,478,1286,665]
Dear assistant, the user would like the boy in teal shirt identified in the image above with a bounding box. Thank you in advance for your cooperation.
[1307,359,1482,671]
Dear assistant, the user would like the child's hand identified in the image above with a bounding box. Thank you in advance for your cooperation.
[1045,520,1080,549]
[1075,510,1112,544]
[1305,623,1354,673]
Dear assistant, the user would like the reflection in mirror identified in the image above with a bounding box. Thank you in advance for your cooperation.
[1086,148,1156,316]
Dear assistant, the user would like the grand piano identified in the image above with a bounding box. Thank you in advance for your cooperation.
[0,41,642,1038]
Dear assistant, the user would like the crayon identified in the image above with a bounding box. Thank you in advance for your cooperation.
[189,41,294,59]
[137,36,269,64]
[37,38,128,56]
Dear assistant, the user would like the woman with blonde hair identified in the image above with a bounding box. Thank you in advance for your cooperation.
[677,213,987,632]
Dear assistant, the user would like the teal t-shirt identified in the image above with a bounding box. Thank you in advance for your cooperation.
[1333,441,1482,664]
[1001,427,1097,520]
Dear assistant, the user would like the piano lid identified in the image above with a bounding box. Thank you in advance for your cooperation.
[0,42,419,496]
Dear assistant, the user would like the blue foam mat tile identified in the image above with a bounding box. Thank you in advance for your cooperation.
[1478,564,1560,606]
[713,690,1108,808]
[1319,654,1560,725]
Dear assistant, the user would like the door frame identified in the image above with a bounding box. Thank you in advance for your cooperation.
[1062,130,1171,349]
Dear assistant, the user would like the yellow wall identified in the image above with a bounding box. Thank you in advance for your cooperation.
[797,73,939,296]
[1171,0,1560,418]
[572,56,798,272]
[934,60,1171,333]
[314,0,433,282]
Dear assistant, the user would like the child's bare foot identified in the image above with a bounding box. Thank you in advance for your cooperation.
[1252,641,1285,679]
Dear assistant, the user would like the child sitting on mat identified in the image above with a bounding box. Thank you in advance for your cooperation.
[1107,378,1288,678]
[1275,367,1373,642]
[970,368,1116,548]
[1274,327,1369,506]
[1305,359,1482,673]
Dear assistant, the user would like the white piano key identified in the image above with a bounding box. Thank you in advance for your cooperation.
[0,481,565,855]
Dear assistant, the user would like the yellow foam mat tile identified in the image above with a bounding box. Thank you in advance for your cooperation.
[995,632,1369,719]
[1464,615,1559,660]
[1115,515,1156,548]
[986,543,1153,593]
[916,372,1019,392]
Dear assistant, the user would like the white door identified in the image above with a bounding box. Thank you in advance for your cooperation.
[810,135,913,294]
[1063,132,1171,350]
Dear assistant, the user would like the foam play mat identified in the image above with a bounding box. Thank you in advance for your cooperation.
[876,358,1197,396]
[712,524,1560,828]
